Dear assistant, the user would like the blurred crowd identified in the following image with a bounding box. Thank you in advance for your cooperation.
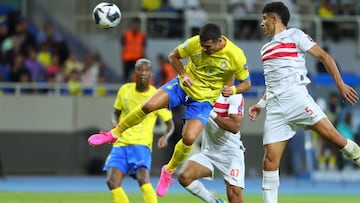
[141,0,359,41]
[0,7,109,96]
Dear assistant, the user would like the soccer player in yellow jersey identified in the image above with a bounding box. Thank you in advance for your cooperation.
[102,58,175,203]
[88,23,251,196]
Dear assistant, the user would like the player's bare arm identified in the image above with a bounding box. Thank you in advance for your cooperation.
[157,119,175,149]
[168,48,193,87]
[234,79,251,94]
[212,113,242,134]
[307,44,359,105]
[222,80,251,97]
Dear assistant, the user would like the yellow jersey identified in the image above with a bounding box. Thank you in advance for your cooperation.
[113,83,172,150]
[177,35,249,104]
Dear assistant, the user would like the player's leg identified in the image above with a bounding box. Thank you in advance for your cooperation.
[113,88,170,135]
[309,118,360,167]
[262,141,288,203]
[127,145,156,203]
[218,148,245,203]
[225,181,243,203]
[88,88,170,146]
[178,156,218,203]
[165,100,212,173]
[136,167,157,203]
[156,119,204,196]
[167,119,205,172]
[156,83,212,196]
[104,147,130,203]
[106,168,129,203]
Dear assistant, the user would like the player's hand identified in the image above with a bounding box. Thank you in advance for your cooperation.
[222,85,233,97]
[338,82,358,105]
[181,73,193,87]
[157,135,168,149]
[248,104,262,122]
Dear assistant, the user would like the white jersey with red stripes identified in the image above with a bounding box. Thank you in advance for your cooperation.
[201,93,245,152]
[261,28,316,95]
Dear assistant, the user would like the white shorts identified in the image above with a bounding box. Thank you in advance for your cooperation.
[188,148,245,188]
[263,85,326,145]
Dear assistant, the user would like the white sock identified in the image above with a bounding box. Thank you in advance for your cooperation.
[262,170,279,203]
[340,139,360,167]
[185,180,217,203]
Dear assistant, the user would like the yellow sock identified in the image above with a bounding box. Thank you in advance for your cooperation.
[111,187,129,203]
[166,139,193,173]
[111,105,146,136]
[141,183,157,203]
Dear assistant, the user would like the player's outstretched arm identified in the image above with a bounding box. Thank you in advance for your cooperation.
[308,44,359,105]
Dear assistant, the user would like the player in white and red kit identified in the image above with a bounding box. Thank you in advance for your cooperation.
[178,93,246,203]
[249,2,360,203]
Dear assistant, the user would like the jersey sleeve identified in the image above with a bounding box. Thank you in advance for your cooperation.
[177,36,198,58]
[113,86,124,110]
[233,50,250,81]
[157,108,173,122]
[228,94,244,116]
[297,29,316,52]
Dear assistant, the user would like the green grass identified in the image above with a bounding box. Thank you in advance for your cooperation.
[0,192,359,203]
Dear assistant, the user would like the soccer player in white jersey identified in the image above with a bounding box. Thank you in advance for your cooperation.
[178,92,246,203]
[248,2,360,203]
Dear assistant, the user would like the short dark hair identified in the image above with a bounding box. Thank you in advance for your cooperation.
[262,2,290,27]
[199,23,221,42]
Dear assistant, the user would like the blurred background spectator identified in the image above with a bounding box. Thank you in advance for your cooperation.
[228,0,264,40]
[317,0,341,41]
[154,53,177,88]
[184,0,208,37]
[336,111,356,170]
[317,92,342,170]
[120,17,146,82]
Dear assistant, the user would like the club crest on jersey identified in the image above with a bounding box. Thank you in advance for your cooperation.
[220,60,227,70]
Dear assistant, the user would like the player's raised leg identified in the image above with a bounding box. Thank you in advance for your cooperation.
[88,89,169,146]
[310,118,360,167]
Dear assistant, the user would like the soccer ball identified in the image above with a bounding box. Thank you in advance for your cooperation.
[92,2,121,29]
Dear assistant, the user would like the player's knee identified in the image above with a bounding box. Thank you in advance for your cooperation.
[106,176,118,189]
[226,184,243,203]
[137,177,150,186]
[177,171,193,186]
[182,136,196,145]
[263,157,279,171]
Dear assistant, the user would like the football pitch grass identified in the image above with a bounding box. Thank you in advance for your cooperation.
[1,192,359,203]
